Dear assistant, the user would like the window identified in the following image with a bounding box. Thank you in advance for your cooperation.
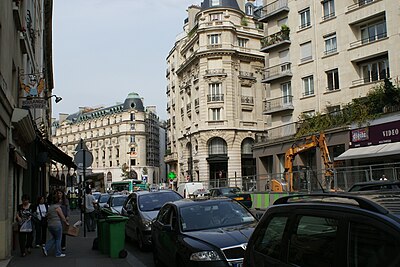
[300,42,312,62]
[324,33,337,55]
[327,105,341,116]
[299,8,311,29]
[278,17,288,27]
[130,124,135,131]
[210,108,221,121]
[253,216,288,259]
[130,135,135,143]
[130,113,135,121]
[209,34,220,45]
[361,20,387,44]
[238,37,248,47]
[210,13,222,21]
[322,0,335,20]
[361,59,389,83]
[245,3,254,16]
[326,68,339,91]
[281,82,292,104]
[303,110,315,118]
[349,221,400,267]
[210,0,220,6]
[303,76,314,96]
[209,138,227,155]
[289,215,338,267]
[208,83,223,101]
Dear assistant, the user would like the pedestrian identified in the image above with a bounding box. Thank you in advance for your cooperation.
[15,194,34,257]
[55,189,69,251]
[84,188,97,232]
[33,195,48,248]
[42,194,69,258]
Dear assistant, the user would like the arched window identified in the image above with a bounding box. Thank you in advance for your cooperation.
[245,3,254,16]
[208,137,227,155]
[241,138,254,155]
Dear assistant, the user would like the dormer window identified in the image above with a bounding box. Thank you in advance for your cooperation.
[210,13,222,21]
[245,3,254,16]
[211,0,221,6]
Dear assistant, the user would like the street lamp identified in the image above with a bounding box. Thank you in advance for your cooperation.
[183,131,193,182]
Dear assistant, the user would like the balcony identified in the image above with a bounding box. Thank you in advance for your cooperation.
[262,62,292,83]
[263,95,294,115]
[207,94,224,102]
[239,71,256,80]
[347,0,380,12]
[257,0,289,22]
[187,103,192,112]
[351,75,389,87]
[260,31,290,52]
[205,69,227,77]
[241,96,254,105]
[164,152,178,163]
[255,122,298,143]
[349,32,387,49]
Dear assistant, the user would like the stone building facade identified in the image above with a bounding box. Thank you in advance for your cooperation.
[165,0,266,188]
[52,92,162,190]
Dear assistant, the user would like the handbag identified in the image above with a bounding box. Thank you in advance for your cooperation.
[19,219,33,232]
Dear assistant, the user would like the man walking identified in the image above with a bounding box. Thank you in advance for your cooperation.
[84,188,97,232]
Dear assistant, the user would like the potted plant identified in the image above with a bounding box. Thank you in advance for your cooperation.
[281,24,290,39]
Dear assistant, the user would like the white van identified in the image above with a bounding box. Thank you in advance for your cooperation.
[177,182,206,198]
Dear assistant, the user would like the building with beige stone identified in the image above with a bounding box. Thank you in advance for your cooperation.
[52,92,162,190]
[252,0,400,190]
[165,0,266,189]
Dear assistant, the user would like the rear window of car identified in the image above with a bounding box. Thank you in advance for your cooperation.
[138,192,182,212]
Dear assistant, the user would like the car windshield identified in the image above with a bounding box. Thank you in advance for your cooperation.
[179,200,255,231]
[139,192,181,212]
[220,187,240,194]
[111,196,127,207]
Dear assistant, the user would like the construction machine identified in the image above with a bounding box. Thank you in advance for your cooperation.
[271,133,334,192]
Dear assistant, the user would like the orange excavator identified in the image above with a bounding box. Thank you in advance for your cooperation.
[270,133,334,192]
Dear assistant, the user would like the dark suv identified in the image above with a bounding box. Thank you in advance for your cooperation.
[244,192,400,267]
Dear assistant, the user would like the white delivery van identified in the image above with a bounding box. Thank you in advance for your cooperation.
[177,182,206,198]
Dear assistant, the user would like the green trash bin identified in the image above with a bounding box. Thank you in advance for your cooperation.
[96,218,109,254]
[105,215,128,258]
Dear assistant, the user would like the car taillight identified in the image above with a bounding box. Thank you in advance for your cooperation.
[246,195,251,201]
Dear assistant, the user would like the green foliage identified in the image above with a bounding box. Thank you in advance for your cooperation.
[296,79,400,137]
[241,17,248,26]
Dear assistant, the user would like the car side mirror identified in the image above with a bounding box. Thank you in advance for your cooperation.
[104,204,110,208]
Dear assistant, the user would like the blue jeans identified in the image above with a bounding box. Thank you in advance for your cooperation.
[45,224,63,256]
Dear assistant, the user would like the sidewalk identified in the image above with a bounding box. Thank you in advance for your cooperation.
[3,210,144,267]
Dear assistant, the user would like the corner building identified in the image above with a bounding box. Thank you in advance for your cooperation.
[165,0,266,187]
[52,92,161,189]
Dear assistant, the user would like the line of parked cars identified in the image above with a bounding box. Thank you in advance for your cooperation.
[96,180,400,267]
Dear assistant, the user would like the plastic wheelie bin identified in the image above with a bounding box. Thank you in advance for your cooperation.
[105,215,128,258]
[96,218,109,254]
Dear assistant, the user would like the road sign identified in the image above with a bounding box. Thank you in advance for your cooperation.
[168,171,176,180]
[74,149,93,169]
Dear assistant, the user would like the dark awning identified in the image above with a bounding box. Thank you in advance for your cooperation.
[11,108,36,144]
[37,138,76,168]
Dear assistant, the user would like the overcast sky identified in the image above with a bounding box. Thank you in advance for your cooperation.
[52,0,198,121]
[52,0,263,121]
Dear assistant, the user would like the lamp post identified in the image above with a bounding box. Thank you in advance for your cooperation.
[183,131,193,182]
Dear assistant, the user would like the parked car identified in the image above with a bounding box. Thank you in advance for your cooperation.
[103,194,128,215]
[97,193,110,208]
[152,197,258,267]
[92,192,101,202]
[121,189,182,250]
[209,187,252,208]
[243,192,400,267]
[348,180,400,192]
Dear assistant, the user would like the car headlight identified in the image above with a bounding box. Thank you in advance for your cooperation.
[190,251,221,261]
[142,219,152,229]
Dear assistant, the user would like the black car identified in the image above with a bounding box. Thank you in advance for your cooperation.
[348,179,400,192]
[121,189,182,250]
[244,192,400,267]
[152,197,258,267]
[209,187,252,208]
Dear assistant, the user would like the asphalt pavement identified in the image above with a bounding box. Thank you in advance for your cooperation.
[1,210,146,267]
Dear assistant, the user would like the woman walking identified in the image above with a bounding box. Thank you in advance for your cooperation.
[42,194,69,258]
[34,195,48,247]
[16,194,34,257]
[55,189,69,251]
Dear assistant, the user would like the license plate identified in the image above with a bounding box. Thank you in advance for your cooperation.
[233,263,243,267]
[234,197,244,201]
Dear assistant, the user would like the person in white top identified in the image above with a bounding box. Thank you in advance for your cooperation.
[84,188,97,232]
[34,196,48,247]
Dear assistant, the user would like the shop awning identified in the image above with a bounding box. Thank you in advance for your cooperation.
[11,108,36,144]
[37,138,76,168]
[335,142,400,161]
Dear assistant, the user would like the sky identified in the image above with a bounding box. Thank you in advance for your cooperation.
[52,0,198,121]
